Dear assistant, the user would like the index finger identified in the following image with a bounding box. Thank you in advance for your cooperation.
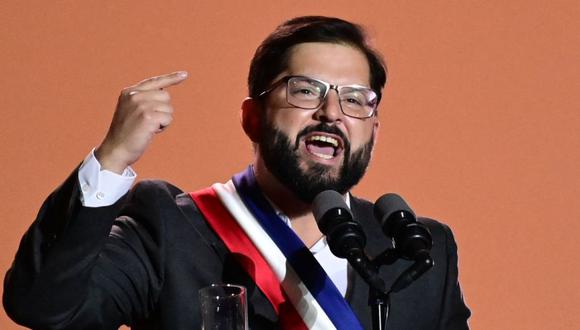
[131,71,188,92]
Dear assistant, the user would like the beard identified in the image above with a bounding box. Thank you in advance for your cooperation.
[259,122,375,203]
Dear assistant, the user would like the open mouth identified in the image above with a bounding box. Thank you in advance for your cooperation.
[304,133,344,160]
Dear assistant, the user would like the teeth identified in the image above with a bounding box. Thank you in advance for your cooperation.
[311,152,333,159]
[308,135,339,147]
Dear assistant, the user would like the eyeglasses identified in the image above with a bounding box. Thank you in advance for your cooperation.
[258,75,379,119]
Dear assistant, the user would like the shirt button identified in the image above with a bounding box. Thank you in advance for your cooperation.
[96,192,105,200]
[81,184,90,193]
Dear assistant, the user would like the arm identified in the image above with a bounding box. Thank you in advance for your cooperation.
[4,171,190,328]
[3,72,188,328]
[3,167,131,328]
[437,224,471,330]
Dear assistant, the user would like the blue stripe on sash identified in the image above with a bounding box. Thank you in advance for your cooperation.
[232,166,363,330]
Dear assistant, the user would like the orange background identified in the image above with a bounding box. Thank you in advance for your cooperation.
[1,1,579,329]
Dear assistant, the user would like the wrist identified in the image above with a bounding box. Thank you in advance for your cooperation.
[94,144,130,174]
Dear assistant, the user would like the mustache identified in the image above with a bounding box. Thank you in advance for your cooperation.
[294,123,350,151]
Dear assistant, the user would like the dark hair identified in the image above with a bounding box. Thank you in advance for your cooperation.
[248,16,387,103]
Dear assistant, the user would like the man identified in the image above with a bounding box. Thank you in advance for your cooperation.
[4,16,470,329]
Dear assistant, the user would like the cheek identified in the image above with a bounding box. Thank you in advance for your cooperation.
[347,119,377,149]
[270,109,310,138]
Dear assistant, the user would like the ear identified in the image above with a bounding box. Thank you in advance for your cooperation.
[241,97,262,143]
[372,118,380,141]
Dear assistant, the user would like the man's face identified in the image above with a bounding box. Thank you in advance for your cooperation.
[258,42,380,202]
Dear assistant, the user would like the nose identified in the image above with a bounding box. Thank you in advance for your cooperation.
[314,88,343,123]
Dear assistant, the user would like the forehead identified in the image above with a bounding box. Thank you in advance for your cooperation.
[283,42,371,87]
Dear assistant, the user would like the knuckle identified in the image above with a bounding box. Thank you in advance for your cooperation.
[163,104,174,113]
[141,112,154,122]
[120,88,132,98]
[135,103,148,112]
[121,88,140,101]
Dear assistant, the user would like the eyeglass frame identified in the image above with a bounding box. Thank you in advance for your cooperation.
[257,75,379,119]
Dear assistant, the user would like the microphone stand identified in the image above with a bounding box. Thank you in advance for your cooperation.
[344,249,389,330]
[367,248,398,330]
[369,286,391,330]
[366,248,434,330]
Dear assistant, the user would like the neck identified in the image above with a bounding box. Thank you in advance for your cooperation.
[253,157,324,248]
[253,157,311,218]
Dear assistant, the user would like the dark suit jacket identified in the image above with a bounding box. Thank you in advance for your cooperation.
[4,169,470,329]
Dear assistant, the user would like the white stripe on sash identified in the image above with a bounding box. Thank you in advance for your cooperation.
[213,181,336,330]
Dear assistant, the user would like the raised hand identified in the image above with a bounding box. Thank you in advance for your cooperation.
[95,71,188,174]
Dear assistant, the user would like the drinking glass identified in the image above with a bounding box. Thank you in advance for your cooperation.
[199,284,248,330]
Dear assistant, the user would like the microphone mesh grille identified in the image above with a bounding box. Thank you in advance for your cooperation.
[312,190,350,223]
[374,193,414,224]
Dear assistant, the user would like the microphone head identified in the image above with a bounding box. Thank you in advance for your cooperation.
[313,190,366,258]
[312,190,351,226]
[373,193,415,227]
[374,193,433,259]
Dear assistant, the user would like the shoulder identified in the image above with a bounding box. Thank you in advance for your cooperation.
[122,179,214,229]
[129,179,185,200]
[418,217,458,252]
[123,179,201,211]
[118,179,204,229]
[113,180,224,260]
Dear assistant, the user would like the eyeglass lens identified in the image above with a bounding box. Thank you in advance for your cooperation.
[287,77,377,118]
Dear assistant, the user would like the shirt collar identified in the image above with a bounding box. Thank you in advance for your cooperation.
[267,193,351,253]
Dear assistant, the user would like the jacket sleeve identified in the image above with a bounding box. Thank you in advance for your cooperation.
[2,168,167,329]
[437,223,471,329]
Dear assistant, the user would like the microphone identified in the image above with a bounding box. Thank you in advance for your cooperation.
[313,190,385,292]
[374,193,433,260]
[374,193,434,292]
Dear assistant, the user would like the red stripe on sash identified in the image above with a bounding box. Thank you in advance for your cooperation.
[190,188,307,330]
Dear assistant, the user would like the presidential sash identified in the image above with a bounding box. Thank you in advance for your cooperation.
[189,166,363,330]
